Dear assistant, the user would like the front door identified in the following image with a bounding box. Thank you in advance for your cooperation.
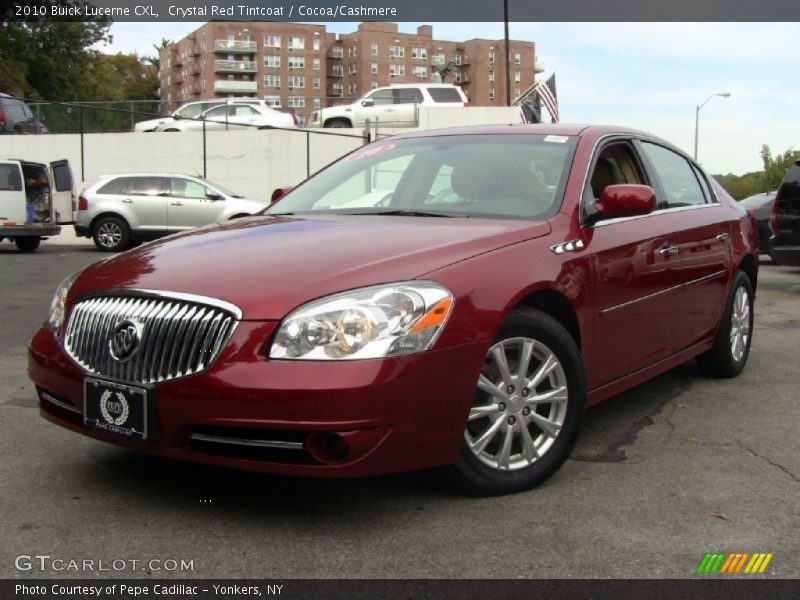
[167,177,220,230]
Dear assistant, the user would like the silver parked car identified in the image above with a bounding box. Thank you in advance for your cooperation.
[75,173,267,252]
[155,103,295,132]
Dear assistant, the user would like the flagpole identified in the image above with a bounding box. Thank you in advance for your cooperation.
[504,0,511,106]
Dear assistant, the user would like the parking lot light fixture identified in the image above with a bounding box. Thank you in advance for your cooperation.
[694,92,731,162]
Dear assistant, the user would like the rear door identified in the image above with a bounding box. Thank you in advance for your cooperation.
[392,88,423,126]
[0,161,26,223]
[638,141,731,346]
[123,176,168,232]
[167,177,220,230]
[50,160,75,224]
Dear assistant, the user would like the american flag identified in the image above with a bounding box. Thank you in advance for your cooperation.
[535,73,559,123]
[520,73,559,124]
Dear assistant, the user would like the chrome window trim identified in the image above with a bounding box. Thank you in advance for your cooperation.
[600,270,726,316]
[593,201,723,228]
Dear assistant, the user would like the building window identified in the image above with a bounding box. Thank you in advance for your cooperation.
[389,45,405,58]
[432,53,445,66]
[488,51,495,65]
[371,81,379,89]
[264,35,280,48]
[331,46,343,59]
[264,55,280,68]
[453,54,462,65]
[349,63,357,74]
[371,43,378,56]
[514,53,521,65]
[488,70,494,82]
[264,95,281,107]
[288,37,305,50]
[371,62,378,74]
[332,82,343,96]
[515,88,521,98]
[331,64,343,76]
[313,38,320,51]
[313,77,320,89]
[288,56,305,69]
[489,88,495,100]
[288,75,305,88]
[412,47,427,60]
[412,66,427,79]
[288,96,305,108]
[264,74,280,88]
[313,98,321,109]
[514,70,521,83]
[313,58,320,70]
[389,63,405,76]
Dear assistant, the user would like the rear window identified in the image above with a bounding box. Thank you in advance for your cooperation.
[776,163,800,216]
[0,164,23,191]
[428,88,463,103]
[97,177,130,195]
[52,164,72,192]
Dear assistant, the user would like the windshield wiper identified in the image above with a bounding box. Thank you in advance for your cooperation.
[355,209,460,218]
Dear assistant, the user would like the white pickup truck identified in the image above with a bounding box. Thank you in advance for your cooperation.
[0,159,75,251]
[309,83,469,129]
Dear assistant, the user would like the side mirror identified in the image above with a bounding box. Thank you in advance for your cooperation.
[361,98,375,107]
[206,192,223,201]
[595,184,656,221]
[270,186,293,205]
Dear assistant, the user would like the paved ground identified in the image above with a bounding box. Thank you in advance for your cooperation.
[0,243,798,579]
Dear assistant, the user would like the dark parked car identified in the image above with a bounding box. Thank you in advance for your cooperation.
[29,125,758,495]
[0,93,47,134]
[739,191,776,256]
[770,160,800,266]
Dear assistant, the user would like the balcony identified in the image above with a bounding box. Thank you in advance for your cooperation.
[213,39,257,53]
[214,59,257,73]
[214,80,258,93]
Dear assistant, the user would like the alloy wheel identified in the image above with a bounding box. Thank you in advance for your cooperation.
[730,285,751,363]
[97,222,122,248]
[465,337,568,471]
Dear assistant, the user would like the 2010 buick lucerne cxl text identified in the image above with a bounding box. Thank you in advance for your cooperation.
[29,125,758,495]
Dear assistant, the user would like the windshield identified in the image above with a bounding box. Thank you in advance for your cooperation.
[205,179,240,198]
[267,134,577,220]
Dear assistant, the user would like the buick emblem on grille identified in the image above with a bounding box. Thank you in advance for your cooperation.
[108,319,143,363]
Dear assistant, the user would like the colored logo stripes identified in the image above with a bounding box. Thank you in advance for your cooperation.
[696,552,773,574]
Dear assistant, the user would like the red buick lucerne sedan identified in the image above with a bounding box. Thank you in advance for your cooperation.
[29,125,758,495]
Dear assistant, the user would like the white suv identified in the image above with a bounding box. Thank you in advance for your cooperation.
[310,84,468,128]
[134,99,278,133]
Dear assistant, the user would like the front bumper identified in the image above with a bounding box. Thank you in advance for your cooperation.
[29,321,487,478]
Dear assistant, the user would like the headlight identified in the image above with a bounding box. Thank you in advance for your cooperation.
[270,282,454,360]
[48,269,83,331]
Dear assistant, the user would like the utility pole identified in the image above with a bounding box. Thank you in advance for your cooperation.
[504,0,511,106]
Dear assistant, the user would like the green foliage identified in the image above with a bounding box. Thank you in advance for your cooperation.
[714,145,800,200]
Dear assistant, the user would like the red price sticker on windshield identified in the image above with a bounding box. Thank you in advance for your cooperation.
[345,144,395,161]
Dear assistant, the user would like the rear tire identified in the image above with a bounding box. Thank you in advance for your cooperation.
[696,271,753,378]
[92,216,131,252]
[15,237,41,252]
[444,308,586,495]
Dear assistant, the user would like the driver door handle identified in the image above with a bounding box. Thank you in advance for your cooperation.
[122,199,134,204]
[660,245,680,257]
[716,232,730,242]
[170,201,183,206]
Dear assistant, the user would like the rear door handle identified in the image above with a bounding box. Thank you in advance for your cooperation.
[122,199,134,204]
[716,232,730,242]
[170,201,183,206]
[660,245,680,257]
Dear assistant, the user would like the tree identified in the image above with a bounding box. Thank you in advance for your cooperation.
[714,144,800,200]
[0,0,112,100]
[145,38,173,72]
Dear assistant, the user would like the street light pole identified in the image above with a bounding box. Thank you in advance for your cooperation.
[694,92,731,162]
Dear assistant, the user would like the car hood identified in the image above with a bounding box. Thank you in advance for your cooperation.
[71,215,551,320]
[135,117,173,131]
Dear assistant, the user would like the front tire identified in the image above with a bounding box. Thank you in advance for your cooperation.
[324,119,350,129]
[445,308,586,495]
[92,216,131,252]
[696,270,753,378]
[15,237,41,252]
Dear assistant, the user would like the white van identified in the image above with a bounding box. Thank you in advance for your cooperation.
[0,159,75,251]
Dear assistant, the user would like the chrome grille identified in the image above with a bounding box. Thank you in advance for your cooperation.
[65,291,240,384]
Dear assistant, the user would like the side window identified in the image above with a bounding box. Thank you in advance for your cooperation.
[589,143,645,199]
[0,164,23,191]
[691,164,716,203]
[97,177,130,195]
[171,178,207,199]
[641,142,706,208]
[52,164,73,192]
[204,106,229,119]
[394,88,423,104]
[366,90,394,106]
[129,177,165,196]
[232,105,255,117]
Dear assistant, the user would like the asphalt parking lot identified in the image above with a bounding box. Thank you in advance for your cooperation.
[1,243,798,579]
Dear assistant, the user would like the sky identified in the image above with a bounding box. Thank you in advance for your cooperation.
[98,21,800,175]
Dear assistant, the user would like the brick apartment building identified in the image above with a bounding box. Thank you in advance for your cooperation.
[159,22,538,119]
